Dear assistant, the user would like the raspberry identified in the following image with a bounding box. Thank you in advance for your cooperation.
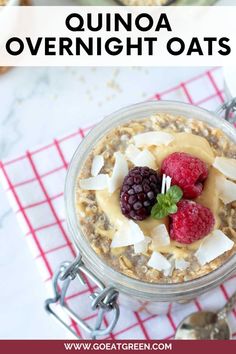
[120,167,161,221]
[161,152,208,198]
[169,200,215,244]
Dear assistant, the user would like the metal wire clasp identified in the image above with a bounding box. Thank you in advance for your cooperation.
[216,97,236,122]
[45,254,120,339]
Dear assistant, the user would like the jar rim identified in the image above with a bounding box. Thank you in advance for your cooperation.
[65,100,236,301]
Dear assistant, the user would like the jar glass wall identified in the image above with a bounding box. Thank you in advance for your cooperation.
[65,100,236,314]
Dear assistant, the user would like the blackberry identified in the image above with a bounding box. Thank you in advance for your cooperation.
[120,166,161,221]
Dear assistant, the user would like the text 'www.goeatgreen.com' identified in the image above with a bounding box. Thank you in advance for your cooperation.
[63,342,173,351]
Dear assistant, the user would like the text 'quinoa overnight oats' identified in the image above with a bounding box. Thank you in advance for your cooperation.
[76,112,236,284]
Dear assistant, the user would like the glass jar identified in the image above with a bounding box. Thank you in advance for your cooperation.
[64,100,236,316]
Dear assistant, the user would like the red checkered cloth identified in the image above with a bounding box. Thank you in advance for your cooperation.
[1,68,236,340]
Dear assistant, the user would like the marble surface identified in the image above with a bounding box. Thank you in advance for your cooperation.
[0,0,233,341]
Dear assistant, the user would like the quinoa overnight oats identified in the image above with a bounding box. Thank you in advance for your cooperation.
[76,108,236,285]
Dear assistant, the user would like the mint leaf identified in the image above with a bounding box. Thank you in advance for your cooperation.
[167,204,178,214]
[151,185,183,220]
[151,203,169,219]
[167,185,183,204]
[156,193,167,204]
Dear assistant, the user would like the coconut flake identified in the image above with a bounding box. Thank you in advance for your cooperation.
[108,152,128,193]
[216,174,236,204]
[213,157,236,180]
[134,236,151,254]
[125,144,141,164]
[110,223,131,248]
[126,145,157,169]
[175,258,190,271]
[165,176,172,192]
[133,150,157,169]
[129,220,146,242]
[147,251,171,272]
[151,224,170,248]
[91,155,104,177]
[79,174,108,190]
[161,174,172,194]
[161,174,166,194]
[111,220,145,248]
[195,229,234,266]
[134,131,174,147]
[164,260,175,277]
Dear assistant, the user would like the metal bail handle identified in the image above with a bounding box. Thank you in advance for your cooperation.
[45,254,120,339]
[216,97,236,123]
